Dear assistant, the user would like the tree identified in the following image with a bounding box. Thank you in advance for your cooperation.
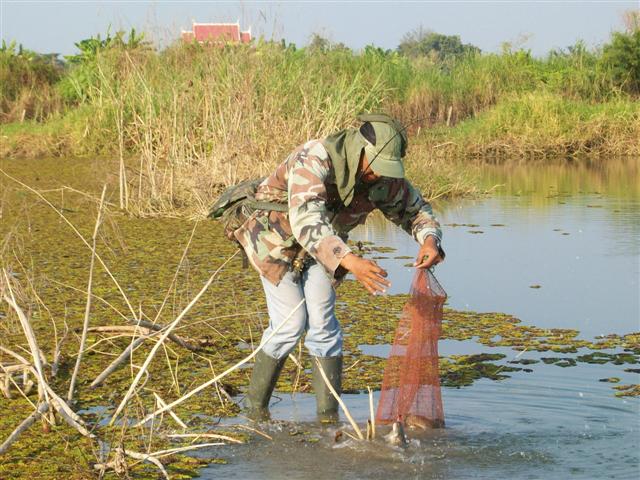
[398,27,480,60]
[306,33,350,53]
[602,10,640,93]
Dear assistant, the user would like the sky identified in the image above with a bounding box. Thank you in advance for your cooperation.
[0,1,637,57]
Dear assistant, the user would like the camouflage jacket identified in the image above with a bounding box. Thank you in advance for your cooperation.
[234,139,442,285]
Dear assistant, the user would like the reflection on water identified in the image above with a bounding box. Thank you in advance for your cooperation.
[475,157,639,201]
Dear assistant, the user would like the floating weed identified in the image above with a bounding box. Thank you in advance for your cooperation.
[369,246,397,253]
[577,352,638,365]
[508,359,539,365]
[541,357,577,367]
[613,384,640,397]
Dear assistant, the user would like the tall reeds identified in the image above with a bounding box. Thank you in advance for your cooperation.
[92,43,392,215]
[2,37,636,214]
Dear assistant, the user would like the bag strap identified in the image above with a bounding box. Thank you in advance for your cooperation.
[246,200,289,212]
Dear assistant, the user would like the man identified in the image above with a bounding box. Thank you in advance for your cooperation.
[234,114,444,421]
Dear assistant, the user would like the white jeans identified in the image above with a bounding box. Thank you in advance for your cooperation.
[259,262,342,360]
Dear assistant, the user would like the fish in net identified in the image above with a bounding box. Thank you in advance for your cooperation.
[376,268,446,429]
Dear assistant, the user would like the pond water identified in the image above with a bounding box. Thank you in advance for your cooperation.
[1,157,638,479]
[198,158,639,480]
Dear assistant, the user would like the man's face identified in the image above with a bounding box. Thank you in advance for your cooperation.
[359,151,381,184]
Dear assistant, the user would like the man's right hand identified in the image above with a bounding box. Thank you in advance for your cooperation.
[340,253,390,295]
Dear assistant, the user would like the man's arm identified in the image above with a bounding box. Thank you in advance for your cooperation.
[375,178,444,269]
[287,143,352,276]
[288,143,391,293]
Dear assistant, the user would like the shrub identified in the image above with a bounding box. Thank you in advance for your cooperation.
[398,27,480,60]
[0,40,64,122]
[602,27,640,94]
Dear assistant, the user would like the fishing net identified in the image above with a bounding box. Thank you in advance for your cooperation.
[376,268,446,428]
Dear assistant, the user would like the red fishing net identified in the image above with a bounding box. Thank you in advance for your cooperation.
[376,268,446,428]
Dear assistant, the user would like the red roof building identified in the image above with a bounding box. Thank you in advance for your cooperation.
[181,22,252,44]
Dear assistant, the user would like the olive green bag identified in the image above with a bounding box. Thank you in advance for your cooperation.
[208,177,288,241]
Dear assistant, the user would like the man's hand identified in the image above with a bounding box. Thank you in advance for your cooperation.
[414,236,443,269]
[340,253,390,295]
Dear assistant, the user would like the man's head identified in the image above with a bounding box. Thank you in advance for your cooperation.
[357,118,406,183]
[358,149,380,184]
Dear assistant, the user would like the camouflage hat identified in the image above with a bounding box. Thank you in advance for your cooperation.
[362,120,405,179]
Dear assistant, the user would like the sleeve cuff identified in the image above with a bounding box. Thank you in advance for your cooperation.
[416,229,442,246]
[313,235,352,277]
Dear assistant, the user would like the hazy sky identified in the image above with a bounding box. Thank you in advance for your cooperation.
[1,1,637,56]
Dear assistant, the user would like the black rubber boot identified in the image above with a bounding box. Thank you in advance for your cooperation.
[244,350,286,421]
[311,355,342,423]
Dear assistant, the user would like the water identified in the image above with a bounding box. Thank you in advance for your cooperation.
[197,159,639,479]
[354,159,640,338]
[1,157,638,478]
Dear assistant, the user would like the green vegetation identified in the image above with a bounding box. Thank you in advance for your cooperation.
[0,40,64,122]
[420,92,639,159]
[1,17,639,215]
[398,27,480,60]
[602,10,640,94]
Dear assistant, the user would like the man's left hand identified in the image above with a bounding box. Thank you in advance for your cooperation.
[414,236,443,269]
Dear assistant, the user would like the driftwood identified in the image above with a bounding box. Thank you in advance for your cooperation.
[93,446,168,480]
[3,282,49,404]
[90,336,147,388]
[68,185,106,402]
[51,320,69,378]
[314,357,364,440]
[39,373,94,438]
[127,318,199,352]
[86,325,152,335]
[153,392,188,429]
[0,346,30,365]
[0,364,34,399]
[109,251,239,426]
[368,386,376,440]
[166,433,244,444]
[230,423,273,440]
[132,298,306,428]
[2,285,96,440]
[148,442,225,458]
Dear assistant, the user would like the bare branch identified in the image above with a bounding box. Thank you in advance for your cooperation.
[109,251,239,425]
[68,185,107,402]
[132,298,305,428]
